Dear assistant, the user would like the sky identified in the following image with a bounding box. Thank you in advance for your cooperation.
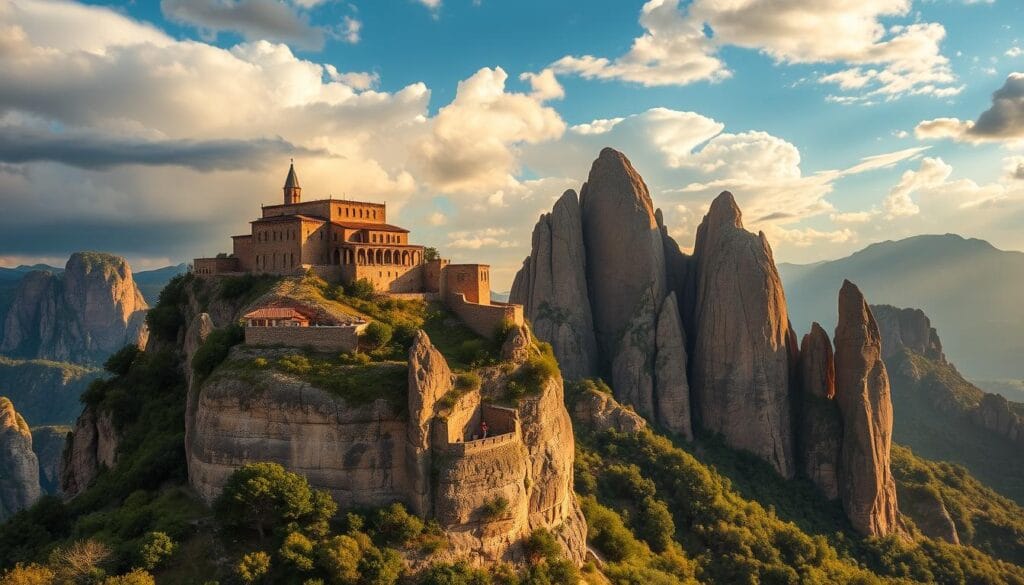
[2,0,1024,289]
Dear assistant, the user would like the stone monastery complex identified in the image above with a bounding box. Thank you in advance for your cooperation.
[194,163,523,339]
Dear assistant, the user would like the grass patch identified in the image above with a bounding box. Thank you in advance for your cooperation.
[506,341,559,401]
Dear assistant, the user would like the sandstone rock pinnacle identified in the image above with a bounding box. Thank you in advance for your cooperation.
[0,397,41,521]
[406,330,453,517]
[797,323,841,499]
[834,280,900,537]
[690,191,797,478]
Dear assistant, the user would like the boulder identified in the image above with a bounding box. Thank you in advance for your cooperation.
[690,191,797,478]
[0,397,41,521]
[509,190,599,380]
[571,387,647,434]
[797,323,841,499]
[834,280,900,537]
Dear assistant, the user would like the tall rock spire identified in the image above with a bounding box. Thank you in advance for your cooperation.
[690,191,798,478]
[798,322,841,499]
[834,280,900,536]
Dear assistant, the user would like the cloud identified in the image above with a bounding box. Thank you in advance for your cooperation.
[0,125,325,171]
[338,16,361,44]
[916,73,1024,142]
[520,69,564,101]
[1007,47,1024,58]
[552,0,726,87]
[160,0,326,50]
[550,0,957,100]
[883,157,953,218]
[413,67,566,194]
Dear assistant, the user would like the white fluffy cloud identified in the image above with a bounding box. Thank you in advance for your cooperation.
[160,0,327,50]
[551,0,958,100]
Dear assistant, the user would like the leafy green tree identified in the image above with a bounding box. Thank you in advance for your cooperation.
[370,503,424,546]
[363,322,393,351]
[316,535,362,585]
[236,551,271,584]
[102,569,157,585]
[138,531,176,570]
[637,497,675,553]
[423,248,440,262]
[356,547,402,585]
[418,561,492,585]
[214,463,336,542]
[0,563,55,585]
[347,278,376,301]
[280,532,315,572]
[104,345,140,376]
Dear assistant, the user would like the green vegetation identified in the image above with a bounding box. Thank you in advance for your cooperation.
[0,355,100,426]
[218,273,278,303]
[892,444,1024,565]
[144,274,191,343]
[478,496,509,522]
[440,372,482,409]
[505,342,558,401]
[191,324,244,383]
[362,322,393,351]
[347,278,376,301]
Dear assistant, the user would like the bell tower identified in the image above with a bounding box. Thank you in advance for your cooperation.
[283,160,301,205]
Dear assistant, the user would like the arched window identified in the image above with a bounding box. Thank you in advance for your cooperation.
[375,249,383,264]
[333,249,341,265]
[384,249,392,264]
[357,249,366,265]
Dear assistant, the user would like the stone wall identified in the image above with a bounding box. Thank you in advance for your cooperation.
[352,264,425,293]
[232,236,254,271]
[244,324,364,352]
[448,293,524,339]
[444,264,490,304]
[194,257,240,276]
[424,259,448,293]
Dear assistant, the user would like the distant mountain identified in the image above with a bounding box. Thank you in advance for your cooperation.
[779,234,1024,379]
[134,263,188,304]
[0,264,62,282]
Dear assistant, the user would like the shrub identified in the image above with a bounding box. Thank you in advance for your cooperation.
[370,503,424,547]
[356,547,402,585]
[506,351,559,401]
[478,496,509,522]
[454,372,481,393]
[348,278,375,301]
[280,532,315,572]
[278,354,313,376]
[102,569,157,585]
[522,529,561,563]
[418,561,492,585]
[104,345,140,376]
[363,322,393,350]
[192,324,244,382]
[236,551,271,584]
[48,539,112,583]
[214,463,336,543]
[338,352,371,366]
[137,531,176,570]
[315,535,362,584]
[0,563,55,585]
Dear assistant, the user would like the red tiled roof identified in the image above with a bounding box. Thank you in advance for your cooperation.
[331,220,409,233]
[243,307,310,320]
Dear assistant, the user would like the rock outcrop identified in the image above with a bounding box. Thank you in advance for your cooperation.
[0,252,148,364]
[407,331,453,517]
[871,305,945,364]
[899,485,960,544]
[972,393,1024,447]
[570,387,647,434]
[690,192,797,478]
[513,149,692,436]
[0,397,41,521]
[60,405,118,497]
[797,323,841,499]
[834,281,900,537]
[509,190,599,381]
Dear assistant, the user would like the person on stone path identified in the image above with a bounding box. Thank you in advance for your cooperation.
[481,421,489,439]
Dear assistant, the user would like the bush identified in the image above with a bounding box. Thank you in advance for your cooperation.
[0,563,55,585]
[522,529,561,563]
[280,532,315,572]
[104,345,141,376]
[214,463,336,543]
[192,324,244,382]
[418,561,491,585]
[370,503,424,547]
[363,322,393,351]
[506,351,559,401]
[348,278,375,301]
[137,531,176,570]
[356,547,402,585]
[478,496,509,522]
[315,535,362,584]
[102,569,157,585]
[236,551,271,584]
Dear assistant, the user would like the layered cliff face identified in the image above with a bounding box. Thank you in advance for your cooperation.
[871,304,945,363]
[834,281,900,537]
[186,317,585,564]
[797,323,841,500]
[0,397,41,521]
[0,252,148,364]
[690,192,797,478]
[509,190,599,381]
[31,426,69,495]
[511,148,692,436]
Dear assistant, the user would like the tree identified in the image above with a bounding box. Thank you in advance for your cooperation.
[370,503,423,546]
[138,531,176,570]
[363,322,393,351]
[48,540,111,583]
[423,247,440,262]
[356,547,402,585]
[236,552,271,584]
[215,463,336,542]
[280,532,315,572]
[102,569,157,585]
[348,278,375,301]
[316,535,362,585]
[0,564,55,585]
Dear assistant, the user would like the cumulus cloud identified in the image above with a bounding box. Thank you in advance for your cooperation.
[916,73,1024,142]
[160,0,326,50]
[413,67,565,194]
[550,0,957,100]
[552,0,727,87]
[884,157,953,218]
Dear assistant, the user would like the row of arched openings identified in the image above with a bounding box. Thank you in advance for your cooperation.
[332,248,420,267]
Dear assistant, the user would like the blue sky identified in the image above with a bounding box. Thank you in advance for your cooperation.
[2,0,1024,289]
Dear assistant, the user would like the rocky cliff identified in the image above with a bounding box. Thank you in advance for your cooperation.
[511,148,692,436]
[509,190,599,382]
[0,397,41,521]
[0,252,148,364]
[31,426,69,495]
[834,281,900,537]
[0,357,100,426]
[60,404,119,498]
[871,304,945,364]
[690,192,798,478]
[797,323,841,500]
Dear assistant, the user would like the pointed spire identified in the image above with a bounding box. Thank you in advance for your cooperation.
[283,160,302,204]
[284,159,300,189]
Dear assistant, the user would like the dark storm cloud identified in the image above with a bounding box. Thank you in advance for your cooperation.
[968,73,1024,139]
[0,218,223,261]
[160,0,325,50]
[0,127,327,171]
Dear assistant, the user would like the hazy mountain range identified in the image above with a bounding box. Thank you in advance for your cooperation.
[779,234,1024,381]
